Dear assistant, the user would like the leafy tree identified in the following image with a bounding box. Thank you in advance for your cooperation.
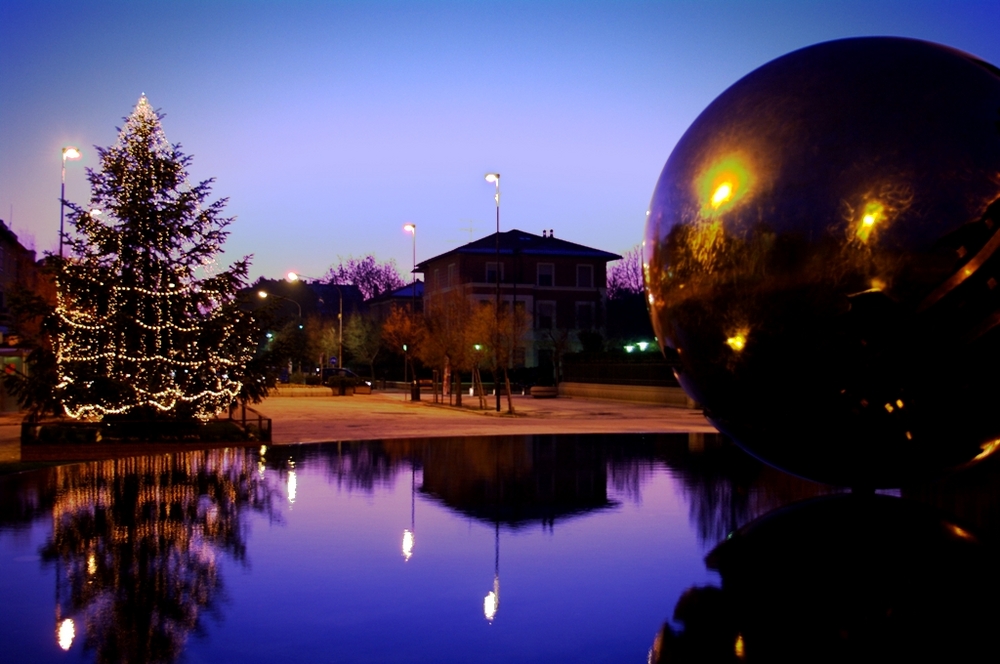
[324,254,405,300]
[607,244,644,300]
[343,313,382,380]
[466,300,527,413]
[416,289,474,405]
[381,304,425,380]
[305,315,339,371]
[56,96,259,420]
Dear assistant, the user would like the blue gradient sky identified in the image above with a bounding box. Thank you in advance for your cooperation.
[2,1,998,281]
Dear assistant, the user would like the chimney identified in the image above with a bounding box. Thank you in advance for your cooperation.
[549,229,554,237]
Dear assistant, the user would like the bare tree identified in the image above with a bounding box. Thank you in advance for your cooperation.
[607,244,644,300]
[324,255,405,300]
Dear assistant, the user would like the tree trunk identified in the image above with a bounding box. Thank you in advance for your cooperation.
[504,367,515,414]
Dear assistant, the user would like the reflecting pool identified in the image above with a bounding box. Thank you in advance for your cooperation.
[2,434,999,662]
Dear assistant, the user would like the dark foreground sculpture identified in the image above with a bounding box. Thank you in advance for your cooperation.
[644,37,1000,487]
[650,495,1000,663]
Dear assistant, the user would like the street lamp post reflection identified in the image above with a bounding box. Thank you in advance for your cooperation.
[60,146,81,258]
[483,522,500,622]
[287,459,297,505]
[402,465,416,561]
[57,618,75,651]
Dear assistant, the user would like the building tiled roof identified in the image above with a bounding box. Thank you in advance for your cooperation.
[415,229,621,271]
[368,280,424,302]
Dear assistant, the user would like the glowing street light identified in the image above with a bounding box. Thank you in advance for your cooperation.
[485,172,501,412]
[258,290,302,318]
[60,146,81,258]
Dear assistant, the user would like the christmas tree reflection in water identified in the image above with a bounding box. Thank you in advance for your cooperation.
[42,449,280,663]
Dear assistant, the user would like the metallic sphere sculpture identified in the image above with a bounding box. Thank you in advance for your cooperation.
[644,37,1000,487]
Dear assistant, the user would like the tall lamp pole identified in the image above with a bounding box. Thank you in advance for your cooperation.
[60,146,81,258]
[287,271,342,370]
[403,224,417,390]
[404,223,416,312]
[485,173,501,412]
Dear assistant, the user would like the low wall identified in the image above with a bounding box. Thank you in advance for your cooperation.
[269,386,335,397]
[557,382,696,408]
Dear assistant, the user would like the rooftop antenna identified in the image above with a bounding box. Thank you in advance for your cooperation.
[448,219,479,245]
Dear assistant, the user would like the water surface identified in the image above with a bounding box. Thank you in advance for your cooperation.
[2,433,996,662]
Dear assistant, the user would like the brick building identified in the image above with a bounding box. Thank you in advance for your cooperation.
[0,219,43,411]
[415,229,621,368]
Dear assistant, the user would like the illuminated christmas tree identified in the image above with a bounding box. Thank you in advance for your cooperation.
[56,96,256,420]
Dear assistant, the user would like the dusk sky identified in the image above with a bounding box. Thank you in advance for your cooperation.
[2,1,999,283]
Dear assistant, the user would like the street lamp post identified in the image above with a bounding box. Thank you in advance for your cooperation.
[60,146,81,258]
[257,290,302,318]
[287,272,342,369]
[403,223,416,312]
[259,289,303,380]
[403,224,417,390]
[485,173,501,412]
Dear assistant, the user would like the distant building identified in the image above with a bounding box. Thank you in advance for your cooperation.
[0,219,42,411]
[416,229,621,368]
[0,219,40,337]
[249,277,365,322]
[366,280,423,322]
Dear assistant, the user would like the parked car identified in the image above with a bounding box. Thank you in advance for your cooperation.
[322,368,372,388]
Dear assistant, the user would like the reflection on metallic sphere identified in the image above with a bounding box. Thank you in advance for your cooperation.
[651,495,999,662]
[644,37,1000,487]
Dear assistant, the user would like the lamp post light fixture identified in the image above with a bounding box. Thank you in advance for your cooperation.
[257,290,302,319]
[485,172,501,412]
[60,146,82,258]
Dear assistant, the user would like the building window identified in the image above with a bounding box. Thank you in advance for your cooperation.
[537,301,556,329]
[448,263,457,286]
[434,269,441,289]
[576,264,594,288]
[486,262,504,284]
[537,263,554,287]
[575,302,595,329]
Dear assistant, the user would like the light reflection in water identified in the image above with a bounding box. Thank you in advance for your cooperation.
[401,529,413,561]
[483,578,499,622]
[57,618,75,651]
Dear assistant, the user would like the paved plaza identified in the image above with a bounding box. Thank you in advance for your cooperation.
[0,390,716,464]
[260,390,716,444]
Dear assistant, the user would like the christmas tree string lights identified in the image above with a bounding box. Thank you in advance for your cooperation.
[56,96,256,420]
